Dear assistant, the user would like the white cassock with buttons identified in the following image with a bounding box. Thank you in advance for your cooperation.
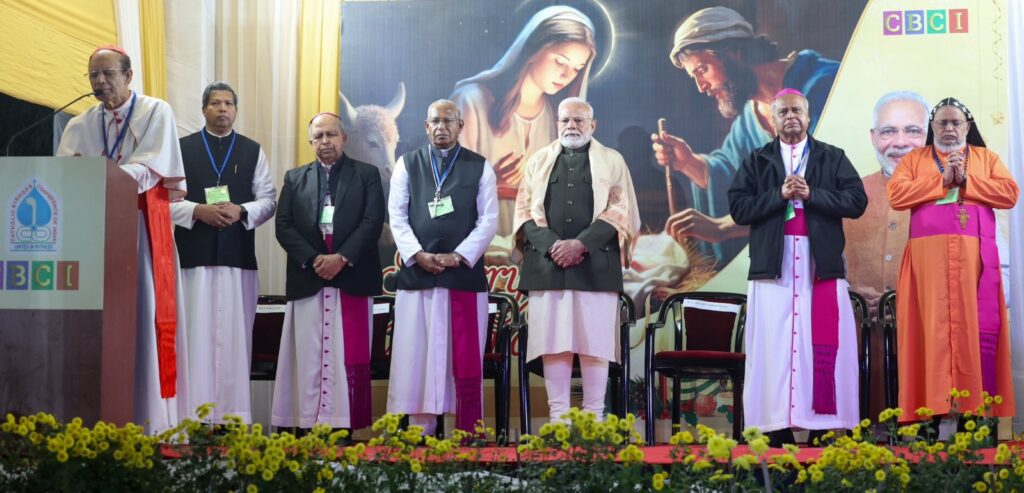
[742,137,860,433]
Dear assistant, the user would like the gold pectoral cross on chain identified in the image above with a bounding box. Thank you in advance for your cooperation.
[957,205,969,230]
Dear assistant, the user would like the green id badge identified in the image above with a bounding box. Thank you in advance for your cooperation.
[428,196,455,218]
[936,187,960,205]
[204,185,230,204]
[784,201,797,221]
[320,205,335,223]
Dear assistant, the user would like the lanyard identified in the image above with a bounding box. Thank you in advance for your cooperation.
[789,141,810,176]
[429,145,462,199]
[200,130,237,185]
[100,91,137,162]
[932,144,969,174]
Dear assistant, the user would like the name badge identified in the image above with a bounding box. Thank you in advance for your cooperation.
[204,185,230,204]
[784,202,796,221]
[428,196,455,218]
[321,205,335,224]
[936,187,960,205]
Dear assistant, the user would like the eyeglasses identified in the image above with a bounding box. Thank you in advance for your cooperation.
[427,117,459,127]
[558,117,590,126]
[86,69,123,80]
[932,119,967,129]
[874,126,925,140]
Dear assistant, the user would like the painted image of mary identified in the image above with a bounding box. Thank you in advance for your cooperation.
[451,6,596,243]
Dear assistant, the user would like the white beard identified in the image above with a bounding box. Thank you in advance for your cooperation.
[560,134,591,149]
[875,149,897,177]
[934,138,966,154]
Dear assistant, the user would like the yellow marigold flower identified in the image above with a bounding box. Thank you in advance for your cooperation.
[261,470,274,482]
[314,488,325,493]
[410,459,422,473]
[951,387,960,397]
[810,470,824,483]
[994,395,1004,405]
[652,472,666,491]
[860,419,872,428]
[796,470,808,483]
[56,451,69,463]
[555,429,570,442]
[783,443,800,455]
[246,485,258,493]
[693,459,713,471]
[749,437,769,456]
[960,389,971,398]
[999,468,1010,480]
[733,454,758,471]
[965,420,977,431]
[875,470,886,481]
[541,466,556,481]
[975,481,989,492]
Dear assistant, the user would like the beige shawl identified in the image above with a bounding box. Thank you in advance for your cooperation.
[512,138,642,266]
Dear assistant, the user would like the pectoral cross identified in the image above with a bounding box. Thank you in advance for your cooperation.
[957,206,969,230]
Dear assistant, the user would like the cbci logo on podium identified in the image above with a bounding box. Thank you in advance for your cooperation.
[3,178,79,291]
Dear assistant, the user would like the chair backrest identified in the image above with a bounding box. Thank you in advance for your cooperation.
[252,295,287,368]
[879,290,897,332]
[486,293,519,356]
[370,295,397,363]
[848,290,870,358]
[657,292,747,352]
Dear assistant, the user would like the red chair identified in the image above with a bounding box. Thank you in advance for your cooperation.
[644,292,746,444]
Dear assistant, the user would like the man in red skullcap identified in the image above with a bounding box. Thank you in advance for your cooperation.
[271,112,385,432]
[57,45,190,434]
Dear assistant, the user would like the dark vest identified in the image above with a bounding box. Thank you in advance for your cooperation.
[396,145,488,292]
[175,129,261,269]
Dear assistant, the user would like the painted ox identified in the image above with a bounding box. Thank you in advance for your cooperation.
[339,82,405,189]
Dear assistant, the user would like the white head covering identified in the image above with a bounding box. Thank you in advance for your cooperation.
[454,5,596,99]
[669,6,754,68]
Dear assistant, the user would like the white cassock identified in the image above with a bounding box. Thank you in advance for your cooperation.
[385,155,498,419]
[742,138,859,432]
[57,91,191,434]
[169,147,276,423]
[525,291,619,363]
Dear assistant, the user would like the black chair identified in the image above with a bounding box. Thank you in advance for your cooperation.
[484,293,519,443]
[848,290,872,420]
[251,295,287,380]
[879,289,898,410]
[517,293,636,435]
[644,292,746,444]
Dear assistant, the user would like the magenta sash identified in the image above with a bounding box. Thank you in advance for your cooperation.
[449,289,483,433]
[325,233,372,429]
[909,202,1002,394]
[784,207,839,414]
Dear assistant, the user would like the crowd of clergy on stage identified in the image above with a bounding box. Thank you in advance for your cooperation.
[56,41,1018,446]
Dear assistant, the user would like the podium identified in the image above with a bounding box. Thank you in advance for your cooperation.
[0,157,139,425]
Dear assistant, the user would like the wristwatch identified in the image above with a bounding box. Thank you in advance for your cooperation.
[239,206,249,223]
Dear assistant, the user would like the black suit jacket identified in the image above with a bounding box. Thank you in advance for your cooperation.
[727,136,867,281]
[275,154,384,300]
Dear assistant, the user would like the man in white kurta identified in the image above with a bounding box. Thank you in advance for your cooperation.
[727,90,866,446]
[272,113,385,431]
[56,46,191,434]
[171,83,276,424]
[512,98,641,423]
[387,100,498,436]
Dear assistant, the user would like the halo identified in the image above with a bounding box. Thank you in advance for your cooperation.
[515,0,617,81]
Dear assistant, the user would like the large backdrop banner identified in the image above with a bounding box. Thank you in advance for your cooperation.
[339,0,1011,423]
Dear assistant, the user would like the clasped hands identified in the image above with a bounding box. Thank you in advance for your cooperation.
[781,175,811,201]
[195,202,243,229]
[548,239,586,269]
[414,251,463,274]
[942,151,967,187]
[313,253,348,280]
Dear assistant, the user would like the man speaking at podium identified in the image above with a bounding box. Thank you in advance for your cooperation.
[56,45,191,434]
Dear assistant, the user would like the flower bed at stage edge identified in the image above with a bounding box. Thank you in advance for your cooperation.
[1,390,1022,492]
